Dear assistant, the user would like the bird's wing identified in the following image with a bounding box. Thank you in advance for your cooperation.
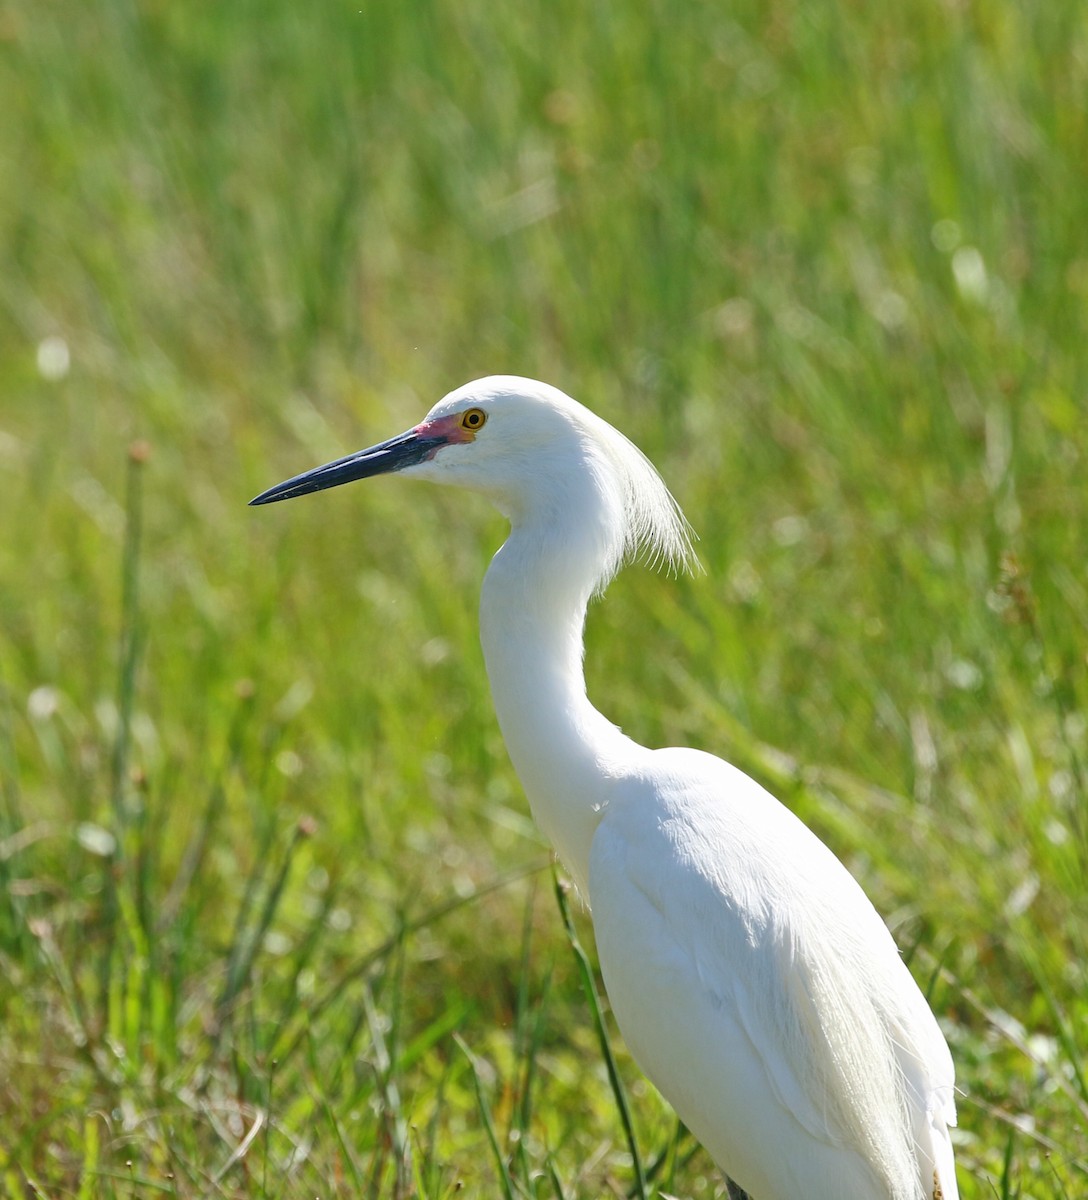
[588,751,955,1200]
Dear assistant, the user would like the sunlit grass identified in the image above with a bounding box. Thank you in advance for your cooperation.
[1,0,1085,1195]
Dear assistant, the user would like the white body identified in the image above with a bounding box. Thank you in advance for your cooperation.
[475,404,958,1199]
[591,751,957,1200]
[257,376,959,1199]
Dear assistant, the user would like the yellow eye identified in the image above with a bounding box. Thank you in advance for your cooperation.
[460,407,487,432]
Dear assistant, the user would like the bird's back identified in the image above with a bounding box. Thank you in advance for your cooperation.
[588,747,957,1200]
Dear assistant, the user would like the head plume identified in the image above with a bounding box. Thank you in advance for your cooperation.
[423,376,699,594]
[571,401,699,591]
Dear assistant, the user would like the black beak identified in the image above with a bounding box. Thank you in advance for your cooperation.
[249,428,447,506]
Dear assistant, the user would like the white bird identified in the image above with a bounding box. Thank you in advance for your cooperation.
[251,376,959,1200]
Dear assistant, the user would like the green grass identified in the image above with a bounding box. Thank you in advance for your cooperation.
[1,0,1086,1195]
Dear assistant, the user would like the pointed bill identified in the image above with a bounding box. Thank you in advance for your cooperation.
[249,427,448,506]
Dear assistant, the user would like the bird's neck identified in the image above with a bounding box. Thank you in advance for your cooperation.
[479,522,642,894]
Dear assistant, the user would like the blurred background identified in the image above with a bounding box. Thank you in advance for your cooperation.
[1,1,1085,1196]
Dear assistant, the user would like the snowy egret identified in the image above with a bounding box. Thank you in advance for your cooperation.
[251,376,959,1200]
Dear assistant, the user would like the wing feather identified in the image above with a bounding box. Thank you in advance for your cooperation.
[588,748,956,1200]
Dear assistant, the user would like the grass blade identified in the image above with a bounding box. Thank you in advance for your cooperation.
[552,868,648,1200]
[454,1033,517,1200]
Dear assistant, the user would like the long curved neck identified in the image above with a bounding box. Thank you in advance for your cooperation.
[479,517,642,895]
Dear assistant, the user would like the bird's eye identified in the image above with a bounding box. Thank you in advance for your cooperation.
[460,408,487,432]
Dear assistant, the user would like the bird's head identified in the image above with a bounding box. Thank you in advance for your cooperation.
[251,375,696,585]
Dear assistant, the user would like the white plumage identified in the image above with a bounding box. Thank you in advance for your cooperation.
[252,375,959,1200]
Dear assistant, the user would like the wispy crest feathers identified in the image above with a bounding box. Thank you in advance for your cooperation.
[435,375,700,595]
[576,405,700,590]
